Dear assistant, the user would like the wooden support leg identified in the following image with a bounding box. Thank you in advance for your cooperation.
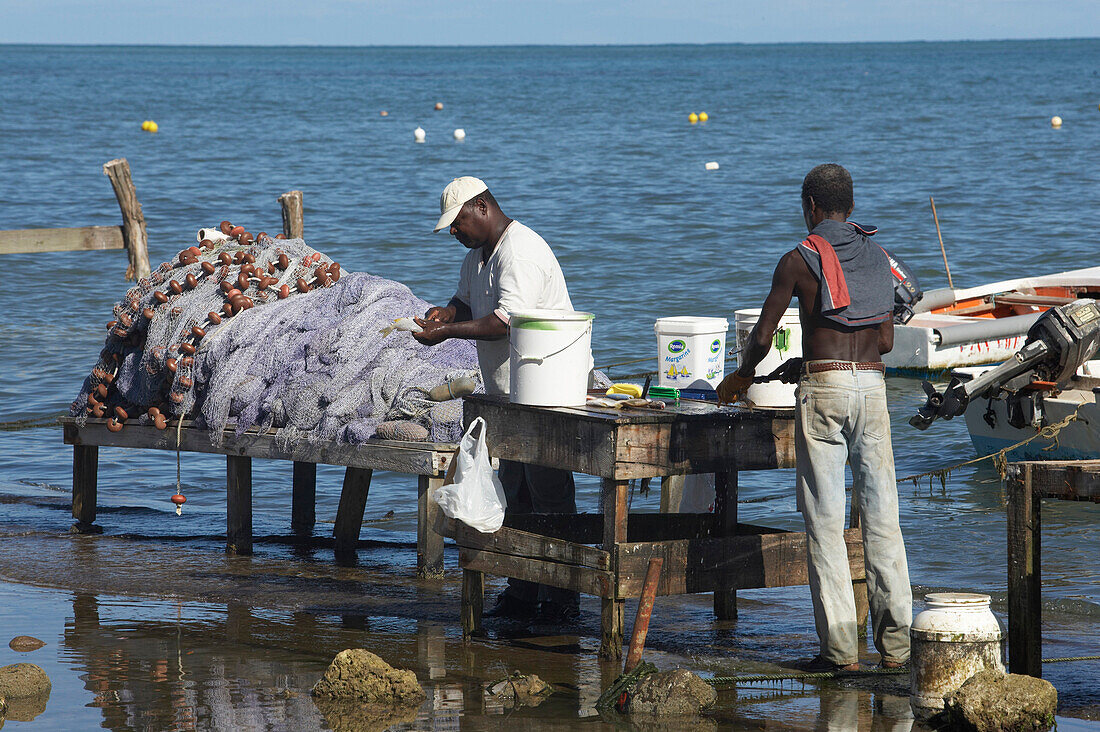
[600,478,629,660]
[417,475,445,578]
[659,475,685,513]
[71,445,103,534]
[850,505,869,639]
[226,455,253,555]
[291,461,316,534]
[1008,464,1042,677]
[713,469,738,620]
[333,467,373,554]
[462,569,484,640]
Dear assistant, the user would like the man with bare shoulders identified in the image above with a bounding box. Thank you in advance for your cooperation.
[717,164,911,672]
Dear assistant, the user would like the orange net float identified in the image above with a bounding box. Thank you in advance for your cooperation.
[171,492,186,515]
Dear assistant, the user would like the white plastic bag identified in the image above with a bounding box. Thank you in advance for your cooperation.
[432,417,507,533]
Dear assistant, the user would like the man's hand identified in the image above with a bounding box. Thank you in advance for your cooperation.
[423,305,456,323]
[412,320,449,346]
[717,371,754,404]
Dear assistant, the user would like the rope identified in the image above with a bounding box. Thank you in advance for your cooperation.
[0,413,65,432]
[896,403,1085,487]
[1043,655,1100,663]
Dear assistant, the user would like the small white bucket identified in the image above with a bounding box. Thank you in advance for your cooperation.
[734,308,802,407]
[509,310,594,407]
[654,317,729,390]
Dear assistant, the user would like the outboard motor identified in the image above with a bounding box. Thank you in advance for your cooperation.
[909,299,1100,430]
[882,248,923,324]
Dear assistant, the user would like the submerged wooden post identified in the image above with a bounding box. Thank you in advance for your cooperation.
[713,469,738,620]
[417,475,445,577]
[1007,463,1042,677]
[102,158,150,281]
[71,445,102,533]
[333,467,372,554]
[226,455,253,555]
[291,461,316,533]
[600,478,628,660]
[461,569,484,640]
[851,504,870,638]
[278,190,304,239]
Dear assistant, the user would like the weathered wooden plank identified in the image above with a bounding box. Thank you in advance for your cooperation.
[462,569,483,640]
[333,467,373,553]
[713,469,737,620]
[62,418,451,475]
[439,516,611,570]
[502,512,780,543]
[418,475,445,578]
[0,226,124,255]
[601,596,624,660]
[1007,460,1100,502]
[458,548,614,598]
[1007,464,1043,677]
[103,158,150,280]
[226,455,252,555]
[291,461,316,532]
[616,528,864,596]
[72,444,100,532]
[279,190,304,239]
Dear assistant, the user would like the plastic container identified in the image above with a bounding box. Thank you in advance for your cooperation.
[910,592,1005,719]
[734,308,802,407]
[509,310,594,407]
[654,317,729,390]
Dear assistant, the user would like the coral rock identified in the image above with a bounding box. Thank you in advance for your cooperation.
[625,668,716,717]
[943,669,1057,732]
[311,649,425,707]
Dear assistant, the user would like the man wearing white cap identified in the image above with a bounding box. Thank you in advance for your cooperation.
[414,176,580,623]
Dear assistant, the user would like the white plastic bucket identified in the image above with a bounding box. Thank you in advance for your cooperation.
[654,317,729,390]
[509,310,594,407]
[734,308,802,407]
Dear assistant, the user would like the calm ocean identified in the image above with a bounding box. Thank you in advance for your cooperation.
[0,42,1097,729]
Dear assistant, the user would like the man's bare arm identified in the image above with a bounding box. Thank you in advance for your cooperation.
[735,252,799,378]
[878,318,894,355]
[412,312,508,346]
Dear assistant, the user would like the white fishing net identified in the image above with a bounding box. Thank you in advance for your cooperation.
[70,230,482,445]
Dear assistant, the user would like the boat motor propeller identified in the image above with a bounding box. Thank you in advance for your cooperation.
[909,299,1100,430]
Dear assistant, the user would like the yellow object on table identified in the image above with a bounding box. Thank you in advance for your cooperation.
[606,383,643,398]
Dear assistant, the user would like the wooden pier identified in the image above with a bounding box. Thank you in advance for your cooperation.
[1006,460,1100,677]
[61,417,456,577]
[446,395,867,660]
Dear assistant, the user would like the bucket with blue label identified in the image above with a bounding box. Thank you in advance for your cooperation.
[653,317,729,390]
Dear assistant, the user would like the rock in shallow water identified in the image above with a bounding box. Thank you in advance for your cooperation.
[943,668,1057,732]
[310,649,425,706]
[0,664,51,699]
[486,671,553,708]
[625,668,716,717]
[8,636,45,653]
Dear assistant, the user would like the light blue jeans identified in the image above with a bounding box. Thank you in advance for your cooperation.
[795,363,912,665]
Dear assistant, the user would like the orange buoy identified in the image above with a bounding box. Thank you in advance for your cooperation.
[171,492,186,515]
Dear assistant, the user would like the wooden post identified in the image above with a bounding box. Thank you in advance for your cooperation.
[713,469,738,620]
[1008,463,1042,677]
[659,475,685,513]
[461,569,484,640]
[600,478,628,660]
[226,455,253,555]
[333,467,372,554]
[102,158,150,281]
[417,475,445,578]
[71,445,102,533]
[291,461,316,533]
[851,504,869,638]
[278,190,304,239]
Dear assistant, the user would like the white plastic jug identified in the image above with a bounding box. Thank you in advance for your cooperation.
[509,310,594,407]
[654,317,729,390]
[734,308,802,407]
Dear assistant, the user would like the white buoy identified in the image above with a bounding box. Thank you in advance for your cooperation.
[414,127,426,143]
[1051,115,1063,128]
[704,161,719,171]
[453,128,466,141]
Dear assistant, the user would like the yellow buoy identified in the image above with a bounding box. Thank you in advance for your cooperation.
[141,120,150,131]
[699,111,709,122]
[1051,115,1062,128]
[688,112,699,124]
[147,120,158,133]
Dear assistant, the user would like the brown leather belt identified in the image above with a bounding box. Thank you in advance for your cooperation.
[803,361,886,374]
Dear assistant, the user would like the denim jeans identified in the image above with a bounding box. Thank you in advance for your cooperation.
[795,363,912,664]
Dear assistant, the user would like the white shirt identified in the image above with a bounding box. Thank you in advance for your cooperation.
[454,221,574,395]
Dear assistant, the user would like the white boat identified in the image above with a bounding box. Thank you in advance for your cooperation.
[954,362,1100,461]
[886,266,1100,374]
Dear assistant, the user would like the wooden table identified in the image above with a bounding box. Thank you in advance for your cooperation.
[61,417,456,577]
[445,395,867,659]
[1005,460,1100,677]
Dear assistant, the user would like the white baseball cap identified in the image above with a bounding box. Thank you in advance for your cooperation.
[433,176,488,233]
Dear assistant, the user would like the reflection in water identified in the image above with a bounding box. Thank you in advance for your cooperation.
[56,591,924,731]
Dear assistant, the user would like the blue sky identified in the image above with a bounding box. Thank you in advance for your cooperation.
[3,0,1098,45]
